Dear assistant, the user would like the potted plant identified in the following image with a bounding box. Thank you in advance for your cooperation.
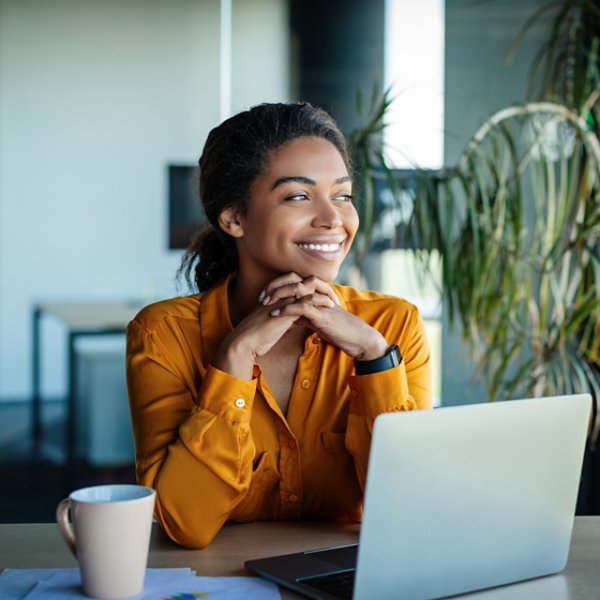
[346,0,600,512]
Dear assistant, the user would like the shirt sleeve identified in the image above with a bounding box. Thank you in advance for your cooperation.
[126,319,257,548]
[344,303,432,487]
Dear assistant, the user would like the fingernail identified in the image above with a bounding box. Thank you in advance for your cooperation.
[258,290,265,302]
[262,295,271,305]
[271,308,280,316]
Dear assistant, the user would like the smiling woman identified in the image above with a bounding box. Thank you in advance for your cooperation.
[125,103,432,548]
[223,137,358,287]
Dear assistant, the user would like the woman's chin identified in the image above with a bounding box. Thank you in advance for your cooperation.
[294,266,339,283]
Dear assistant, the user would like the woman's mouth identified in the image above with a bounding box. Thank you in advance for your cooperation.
[295,240,346,260]
[296,242,342,252]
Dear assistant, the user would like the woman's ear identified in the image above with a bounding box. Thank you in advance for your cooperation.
[218,207,244,238]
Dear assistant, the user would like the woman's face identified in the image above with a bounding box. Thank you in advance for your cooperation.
[227,136,359,283]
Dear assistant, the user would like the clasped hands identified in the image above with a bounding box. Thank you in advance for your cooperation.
[215,272,387,381]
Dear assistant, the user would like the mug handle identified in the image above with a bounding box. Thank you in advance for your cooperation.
[56,498,77,557]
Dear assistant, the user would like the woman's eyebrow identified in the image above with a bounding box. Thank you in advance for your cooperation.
[271,175,351,190]
[335,175,352,184]
[271,175,315,189]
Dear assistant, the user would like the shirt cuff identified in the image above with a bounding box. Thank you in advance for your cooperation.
[347,362,411,417]
[198,364,257,423]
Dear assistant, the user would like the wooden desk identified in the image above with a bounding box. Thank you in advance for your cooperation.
[2,519,600,599]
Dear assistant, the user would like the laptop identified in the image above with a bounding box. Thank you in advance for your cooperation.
[245,394,591,599]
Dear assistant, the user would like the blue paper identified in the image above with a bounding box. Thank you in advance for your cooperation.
[0,568,279,600]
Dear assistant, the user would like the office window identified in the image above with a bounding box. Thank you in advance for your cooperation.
[382,0,445,405]
[384,0,445,169]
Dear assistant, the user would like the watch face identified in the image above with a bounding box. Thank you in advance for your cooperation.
[390,344,401,366]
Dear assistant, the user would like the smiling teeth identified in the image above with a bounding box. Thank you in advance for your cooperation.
[298,243,341,251]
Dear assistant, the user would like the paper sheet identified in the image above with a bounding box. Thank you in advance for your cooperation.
[0,568,280,600]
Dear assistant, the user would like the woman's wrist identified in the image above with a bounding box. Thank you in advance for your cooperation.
[354,332,388,362]
[213,336,255,381]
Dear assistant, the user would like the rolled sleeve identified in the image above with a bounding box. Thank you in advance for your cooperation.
[347,363,413,417]
[199,365,257,423]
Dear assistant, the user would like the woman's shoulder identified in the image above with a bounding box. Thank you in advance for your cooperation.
[130,294,202,334]
[332,284,423,338]
[332,284,420,315]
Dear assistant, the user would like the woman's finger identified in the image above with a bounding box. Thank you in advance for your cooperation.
[270,296,334,318]
[268,297,387,361]
[262,276,340,306]
[298,292,336,308]
[303,275,341,305]
[258,272,302,303]
[264,280,311,304]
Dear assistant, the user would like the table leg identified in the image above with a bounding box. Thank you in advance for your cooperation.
[31,306,42,451]
[67,332,78,465]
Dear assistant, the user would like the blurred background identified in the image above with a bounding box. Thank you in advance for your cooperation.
[2,0,599,520]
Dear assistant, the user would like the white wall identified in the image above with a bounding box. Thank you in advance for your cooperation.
[231,0,289,114]
[0,0,289,401]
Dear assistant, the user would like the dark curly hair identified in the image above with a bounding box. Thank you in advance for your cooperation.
[178,102,350,292]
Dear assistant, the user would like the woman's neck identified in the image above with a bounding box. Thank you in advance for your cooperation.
[226,271,311,344]
[227,270,272,326]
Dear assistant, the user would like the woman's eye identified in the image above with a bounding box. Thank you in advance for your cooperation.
[335,193,353,203]
[286,193,309,202]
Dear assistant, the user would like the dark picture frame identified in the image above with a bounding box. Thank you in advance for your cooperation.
[168,164,207,250]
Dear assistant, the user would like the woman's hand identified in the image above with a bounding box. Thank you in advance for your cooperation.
[213,301,296,380]
[214,272,388,380]
[261,273,388,361]
[213,273,335,380]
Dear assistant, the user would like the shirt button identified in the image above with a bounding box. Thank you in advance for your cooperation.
[288,439,296,449]
[350,388,358,398]
[289,494,299,502]
[300,378,311,390]
[312,337,320,344]
[234,398,246,408]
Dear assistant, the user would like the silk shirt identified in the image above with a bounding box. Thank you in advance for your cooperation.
[126,276,431,548]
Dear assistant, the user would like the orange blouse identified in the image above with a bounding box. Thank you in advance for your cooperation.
[126,276,431,548]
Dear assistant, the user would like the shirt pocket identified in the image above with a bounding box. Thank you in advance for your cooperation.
[315,431,362,518]
[321,431,347,453]
[231,450,279,521]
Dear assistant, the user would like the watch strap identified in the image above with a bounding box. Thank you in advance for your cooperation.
[354,344,402,376]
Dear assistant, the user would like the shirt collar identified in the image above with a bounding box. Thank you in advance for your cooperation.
[332,283,348,311]
[199,274,234,368]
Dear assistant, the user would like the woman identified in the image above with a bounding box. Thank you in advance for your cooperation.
[126,102,431,549]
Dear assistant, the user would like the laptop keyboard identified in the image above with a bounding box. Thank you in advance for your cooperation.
[298,569,355,600]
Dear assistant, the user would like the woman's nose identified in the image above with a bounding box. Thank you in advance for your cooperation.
[312,199,343,228]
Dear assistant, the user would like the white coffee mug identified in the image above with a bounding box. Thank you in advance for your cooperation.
[56,484,155,599]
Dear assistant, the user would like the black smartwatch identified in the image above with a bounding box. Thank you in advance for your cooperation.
[354,344,402,376]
